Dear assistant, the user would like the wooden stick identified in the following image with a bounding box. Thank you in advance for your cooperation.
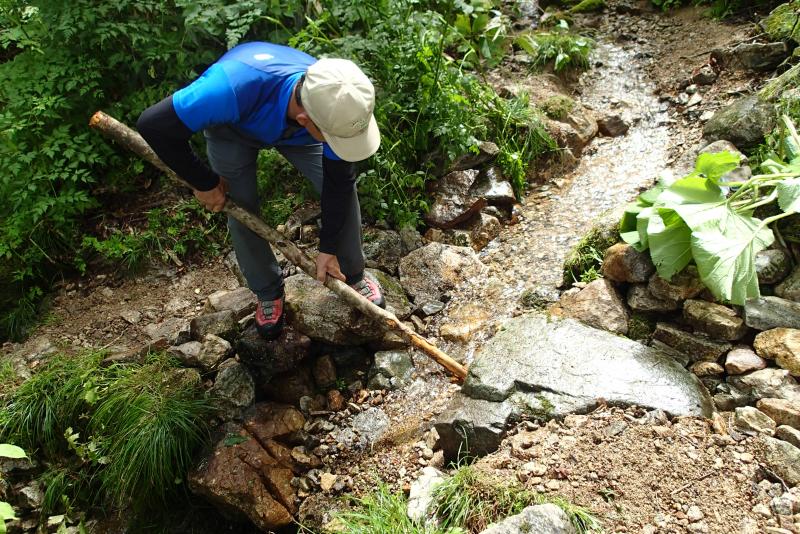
[88,111,468,382]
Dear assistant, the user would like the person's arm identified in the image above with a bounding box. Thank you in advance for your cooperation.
[136,95,220,192]
[314,150,358,282]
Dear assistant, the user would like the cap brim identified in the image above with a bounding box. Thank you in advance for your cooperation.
[321,115,380,162]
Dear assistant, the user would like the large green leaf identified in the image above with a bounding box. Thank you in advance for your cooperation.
[0,501,16,522]
[690,210,774,305]
[620,202,642,233]
[694,151,740,182]
[634,206,654,251]
[638,184,664,206]
[0,445,26,459]
[648,208,692,280]
[656,176,726,206]
[777,177,800,214]
[672,202,727,231]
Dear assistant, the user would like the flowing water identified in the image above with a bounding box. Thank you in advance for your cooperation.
[431,40,674,361]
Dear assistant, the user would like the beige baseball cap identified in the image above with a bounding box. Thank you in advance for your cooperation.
[300,58,380,162]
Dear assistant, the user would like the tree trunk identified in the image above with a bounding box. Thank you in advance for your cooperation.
[89,111,468,382]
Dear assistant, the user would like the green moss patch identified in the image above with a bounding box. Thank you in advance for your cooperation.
[539,94,576,120]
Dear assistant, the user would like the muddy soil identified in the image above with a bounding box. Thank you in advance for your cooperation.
[1,2,784,533]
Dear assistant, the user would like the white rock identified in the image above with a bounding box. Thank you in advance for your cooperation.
[407,467,445,522]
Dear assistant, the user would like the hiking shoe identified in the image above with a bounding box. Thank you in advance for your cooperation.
[350,272,385,308]
[255,295,285,340]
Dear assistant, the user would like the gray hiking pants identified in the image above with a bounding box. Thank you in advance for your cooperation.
[204,125,364,301]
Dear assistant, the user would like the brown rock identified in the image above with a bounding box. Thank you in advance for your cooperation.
[734,406,776,435]
[627,284,679,312]
[424,170,486,229]
[691,362,724,378]
[439,303,491,342]
[725,346,768,375]
[602,243,655,283]
[683,300,748,341]
[598,114,630,137]
[190,310,237,341]
[327,390,346,412]
[652,322,731,362]
[757,398,800,430]
[243,403,305,445]
[754,328,800,376]
[776,425,800,448]
[312,355,337,390]
[205,287,258,320]
[558,279,629,335]
[648,267,705,302]
[265,366,316,405]
[189,428,295,531]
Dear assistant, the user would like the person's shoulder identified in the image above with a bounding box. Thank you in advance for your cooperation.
[220,42,316,70]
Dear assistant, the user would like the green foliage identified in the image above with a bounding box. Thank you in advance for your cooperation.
[570,0,606,13]
[431,464,601,533]
[563,227,617,285]
[0,351,214,514]
[257,149,316,227]
[539,94,576,120]
[451,0,511,68]
[621,127,800,305]
[0,444,26,532]
[80,199,226,273]
[333,482,464,533]
[515,21,593,72]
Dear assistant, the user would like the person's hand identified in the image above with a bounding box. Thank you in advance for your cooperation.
[315,252,346,283]
[194,178,227,212]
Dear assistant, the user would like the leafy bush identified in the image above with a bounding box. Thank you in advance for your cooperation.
[0,351,214,514]
[620,125,800,305]
[515,21,594,72]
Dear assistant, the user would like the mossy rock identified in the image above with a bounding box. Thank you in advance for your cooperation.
[570,0,605,13]
[627,313,656,341]
[562,206,624,287]
[759,1,800,44]
[539,94,576,120]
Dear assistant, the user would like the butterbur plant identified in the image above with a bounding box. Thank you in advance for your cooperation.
[621,115,800,306]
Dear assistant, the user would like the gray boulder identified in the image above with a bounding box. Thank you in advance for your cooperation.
[756,249,792,285]
[731,42,788,72]
[744,296,800,330]
[363,228,403,275]
[762,436,800,486]
[205,287,257,320]
[190,310,237,341]
[652,322,732,362]
[424,169,485,229]
[399,242,485,303]
[728,368,800,404]
[367,350,415,390]
[209,359,256,421]
[434,395,515,459]
[479,504,577,534]
[702,95,776,150]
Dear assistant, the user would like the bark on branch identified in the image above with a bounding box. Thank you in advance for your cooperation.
[89,111,468,382]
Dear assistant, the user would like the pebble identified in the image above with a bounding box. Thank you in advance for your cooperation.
[687,505,704,522]
[754,503,773,518]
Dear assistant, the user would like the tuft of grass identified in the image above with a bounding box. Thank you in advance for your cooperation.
[562,223,618,287]
[515,24,593,73]
[539,94,576,120]
[431,464,602,533]
[332,482,462,534]
[0,351,214,515]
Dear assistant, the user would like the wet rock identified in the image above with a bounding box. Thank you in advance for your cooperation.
[399,242,485,303]
[266,366,316,406]
[728,368,800,404]
[435,395,515,459]
[236,325,311,381]
[367,350,415,390]
[449,314,712,455]
[731,42,788,72]
[312,355,337,390]
[198,334,231,371]
[760,0,800,43]
[144,317,191,345]
[363,228,403,274]
[190,310,237,341]
[439,302,492,342]
[754,328,800,376]
[756,249,792,285]
[327,390,346,412]
[557,278,630,335]
[744,296,800,330]
[425,169,485,229]
[368,269,413,320]
[692,64,718,86]
[602,243,655,283]
[648,266,705,302]
[407,467,446,522]
[399,225,424,255]
[547,106,599,157]
[703,95,777,151]
[734,406,776,435]
[284,274,383,345]
[627,284,680,312]
[209,359,255,421]
[470,167,515,206]
[691,361,724,377]
[758,398,800,429]
[189,427,295,530]
[776,425,800,448]
[762,437,800,486]
[777,266,800,302]
[683,300,748,341]
[653,322,732,362]
[168,341,203,367]
[598,114,630,137]
[479,503,577,534]
[243,403,305,444]
[465,213,502,251]
[205,287,257,320]
[352,407,390,444]
[725,346,768,375]
[446,141,500,173]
